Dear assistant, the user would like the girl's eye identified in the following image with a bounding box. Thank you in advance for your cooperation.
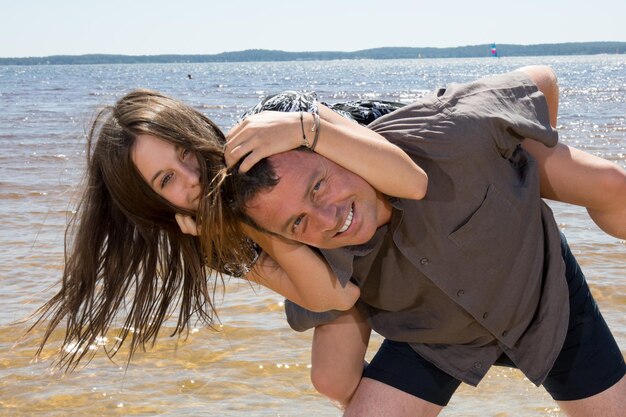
[181,149,190,159]
[161,172,173,188]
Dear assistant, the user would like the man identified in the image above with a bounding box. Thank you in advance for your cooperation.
[230,66,626,416]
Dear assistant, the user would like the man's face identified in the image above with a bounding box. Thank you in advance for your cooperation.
[244,151,392,249]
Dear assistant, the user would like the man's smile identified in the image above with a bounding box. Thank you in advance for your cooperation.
[336,203,354,235]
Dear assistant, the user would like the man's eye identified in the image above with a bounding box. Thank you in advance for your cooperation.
[293,215,304,230]
[313,180,322,192]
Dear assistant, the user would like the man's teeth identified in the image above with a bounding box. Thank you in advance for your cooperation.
[338,207,354,233]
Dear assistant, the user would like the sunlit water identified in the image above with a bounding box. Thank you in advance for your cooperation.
[0,55,624,416]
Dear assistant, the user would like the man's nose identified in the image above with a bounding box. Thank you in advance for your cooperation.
[311,204,338,232]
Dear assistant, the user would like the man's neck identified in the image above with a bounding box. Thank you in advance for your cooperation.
[377,193,393,227]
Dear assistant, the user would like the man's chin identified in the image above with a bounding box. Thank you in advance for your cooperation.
[323,229,376,249]
[352,227,377,246]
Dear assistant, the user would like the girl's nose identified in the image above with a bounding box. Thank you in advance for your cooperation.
[180,162,200,186]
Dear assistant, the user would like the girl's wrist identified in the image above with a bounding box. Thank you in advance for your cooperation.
[298,111,320,151]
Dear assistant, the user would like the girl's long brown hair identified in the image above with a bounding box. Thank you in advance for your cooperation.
[30,89,258,370]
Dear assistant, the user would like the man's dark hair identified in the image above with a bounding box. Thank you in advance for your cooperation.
[225,158,279,231]
[225,148,312,233]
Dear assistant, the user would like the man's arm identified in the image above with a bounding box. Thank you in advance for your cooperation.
[518,65,626,239]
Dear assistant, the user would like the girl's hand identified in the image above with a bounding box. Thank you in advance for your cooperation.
[225,111,308,173]
[175,213,199,236]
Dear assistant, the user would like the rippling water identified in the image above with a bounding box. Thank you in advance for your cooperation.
[0,55,624,416]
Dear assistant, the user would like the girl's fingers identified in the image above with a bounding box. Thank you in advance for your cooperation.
[225,111,302,171]
[225,140,254,168]
[175,214,199,236]
[238,152,261,173]
[225,128,255,167]
[224,144,240,168]
[236,139,283,173]
[225,135,267,171]
[226,117,247,139]
[175,214,190,234]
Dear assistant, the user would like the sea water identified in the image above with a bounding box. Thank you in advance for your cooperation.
[0,55,624,416]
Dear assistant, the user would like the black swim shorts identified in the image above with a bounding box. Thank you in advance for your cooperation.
[362,235,626,406]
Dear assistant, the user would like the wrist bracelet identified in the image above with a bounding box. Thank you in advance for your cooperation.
[310,112,320,151]
[299,111,310,148]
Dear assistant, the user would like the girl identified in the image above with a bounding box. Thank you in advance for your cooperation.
[31,88,427,402]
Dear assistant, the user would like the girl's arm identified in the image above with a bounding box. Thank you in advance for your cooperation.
[314,105,427,200]
[175,214,359,312]
[243,224,360,312]
[225,105,428,200]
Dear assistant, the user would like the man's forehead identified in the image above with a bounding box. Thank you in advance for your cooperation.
[269,150,322,181]
[246,151,320,228]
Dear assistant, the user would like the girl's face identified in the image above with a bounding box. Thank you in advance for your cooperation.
[132,134,201,211]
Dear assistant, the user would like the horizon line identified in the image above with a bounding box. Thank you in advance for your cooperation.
[2,41,625,60]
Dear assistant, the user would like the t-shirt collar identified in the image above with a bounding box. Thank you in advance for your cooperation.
[319,197,405,287]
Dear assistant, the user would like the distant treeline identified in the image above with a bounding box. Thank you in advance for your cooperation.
[2,42,625,65]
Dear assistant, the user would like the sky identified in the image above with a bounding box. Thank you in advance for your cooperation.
[2,0,625,58]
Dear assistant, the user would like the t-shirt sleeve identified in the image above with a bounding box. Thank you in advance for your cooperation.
[284,299,343,332]
[437,71,559,158]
